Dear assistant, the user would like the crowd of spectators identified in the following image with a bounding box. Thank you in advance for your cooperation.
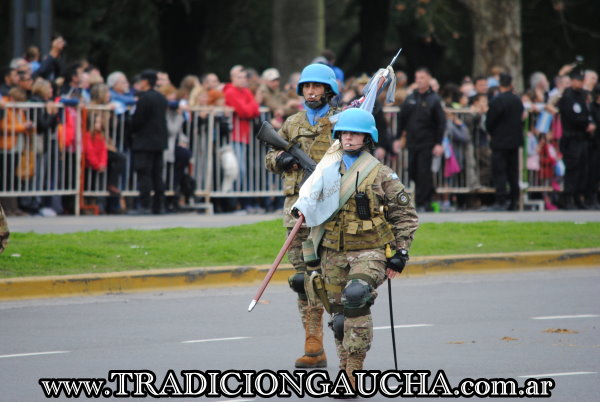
[1,34,599,216]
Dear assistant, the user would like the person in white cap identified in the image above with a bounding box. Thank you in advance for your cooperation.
[257,68,299,126]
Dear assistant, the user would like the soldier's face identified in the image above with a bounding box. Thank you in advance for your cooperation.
[340,131,366,152]
[302,82,325,102]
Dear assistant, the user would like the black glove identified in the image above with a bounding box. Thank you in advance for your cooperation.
[276,151,299,172]
[291,207,300,219]
[387,249,409,274]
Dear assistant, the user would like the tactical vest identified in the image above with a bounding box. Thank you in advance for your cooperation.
[281,110,335,196]
[321,166,395,251]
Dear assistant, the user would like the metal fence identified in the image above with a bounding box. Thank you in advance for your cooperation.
[1,102,560,214]
[0,102,81,202]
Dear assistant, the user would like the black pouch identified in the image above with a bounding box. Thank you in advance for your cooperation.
[354,171,371,220]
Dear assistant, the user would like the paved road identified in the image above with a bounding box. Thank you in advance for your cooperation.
[1,268,598,401]
[8,210,600,233]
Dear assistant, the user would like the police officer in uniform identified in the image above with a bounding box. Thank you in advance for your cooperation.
[130,70,169,215]
[312,108,419,387]
[485,73,524,210]
[558,71,596,209]
[588,85,600,209]
[265,63,340,368]
[396,68,445,212]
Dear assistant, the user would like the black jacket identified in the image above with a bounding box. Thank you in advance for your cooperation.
[130,89,168,152]
[590,101,600,147]
[486,90,524,150]
[29,95,59,134]
[34,54,63,82]
[397,88,446,150]
[558,87,592,134]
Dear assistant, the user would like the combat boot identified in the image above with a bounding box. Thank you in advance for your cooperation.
[295,306,327,368]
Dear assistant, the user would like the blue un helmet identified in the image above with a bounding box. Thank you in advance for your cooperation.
[296,63,339,96]
[333,108,378,143]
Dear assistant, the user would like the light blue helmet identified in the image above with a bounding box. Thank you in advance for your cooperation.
[333,108,378,143]
[296,63,339,96]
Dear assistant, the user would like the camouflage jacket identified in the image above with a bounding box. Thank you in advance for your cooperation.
[265,108,337,227]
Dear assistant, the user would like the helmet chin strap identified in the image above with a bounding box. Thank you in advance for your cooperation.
[341,137,375,155]
[305,97,327,110]
[343,143,366,155]
[343,148,362,156]
[304,88,333,109]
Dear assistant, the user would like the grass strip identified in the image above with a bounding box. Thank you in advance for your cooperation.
[1,220,599,278]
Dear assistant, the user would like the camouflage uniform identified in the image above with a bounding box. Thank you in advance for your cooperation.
[265,108,337,367]
[318,157,418,374]
[0,203,9,254]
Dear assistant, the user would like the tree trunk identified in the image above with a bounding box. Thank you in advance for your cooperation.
[357,0,390,75]
[272,0,325,83]
[460,0,523,91]
[157,0,204,86]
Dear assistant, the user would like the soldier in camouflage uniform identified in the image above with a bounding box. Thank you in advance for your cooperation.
[265,63,340,368]
[312,108,418,387]
[0,203,9,254]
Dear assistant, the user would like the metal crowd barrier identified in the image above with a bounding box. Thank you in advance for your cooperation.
[1,102,560,215]
[0,102,82,211]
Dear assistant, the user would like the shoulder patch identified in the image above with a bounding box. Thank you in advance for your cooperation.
[397,191,410,206]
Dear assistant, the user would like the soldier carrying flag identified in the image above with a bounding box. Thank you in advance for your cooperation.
[256,51,416,388]
[292,107,419,391]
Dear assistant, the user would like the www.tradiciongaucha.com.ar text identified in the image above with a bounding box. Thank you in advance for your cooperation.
[39,369,555,399]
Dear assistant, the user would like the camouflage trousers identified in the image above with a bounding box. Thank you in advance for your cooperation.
[287,226,310,277]
[0,203,8,254]
[320,246,387,369]
[286,226,324,322]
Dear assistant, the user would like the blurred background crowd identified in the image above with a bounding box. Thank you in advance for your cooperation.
[1,35,598,216]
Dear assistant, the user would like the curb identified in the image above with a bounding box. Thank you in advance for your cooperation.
[1,248,599,301]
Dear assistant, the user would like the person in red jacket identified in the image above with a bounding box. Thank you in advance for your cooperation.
[223,65,260,204]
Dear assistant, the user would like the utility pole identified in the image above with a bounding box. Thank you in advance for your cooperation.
[11,0,53,59]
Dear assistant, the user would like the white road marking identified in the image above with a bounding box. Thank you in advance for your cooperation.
[0,351,70,359]
[182,336,251,344]
[215,400,255,402]
[373,324,433,330]
[518,372,597,378]
[531,314,600,320]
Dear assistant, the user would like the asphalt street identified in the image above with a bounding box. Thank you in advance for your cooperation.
[1,267,598,401]
[8,210,600,233]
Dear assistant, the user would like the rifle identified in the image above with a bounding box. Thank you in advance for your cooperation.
[248,214,305,312]
[250,124,317,312]
[257,121,316,184]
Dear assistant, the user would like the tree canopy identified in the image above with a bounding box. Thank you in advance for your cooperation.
[2,0,598,89]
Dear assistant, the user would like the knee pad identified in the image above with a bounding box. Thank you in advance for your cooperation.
[288,272,306,296]
[342,278,374,318]
[329,313,345,341]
